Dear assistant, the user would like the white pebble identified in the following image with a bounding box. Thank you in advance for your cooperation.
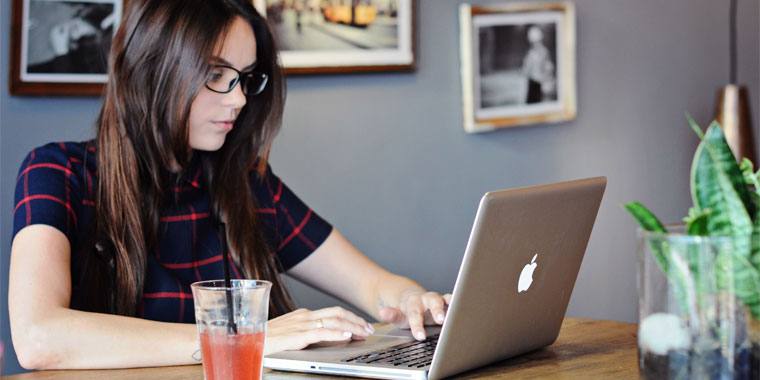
[638,313,691,355]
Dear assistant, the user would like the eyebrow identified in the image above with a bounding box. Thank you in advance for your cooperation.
[211,56,257,71]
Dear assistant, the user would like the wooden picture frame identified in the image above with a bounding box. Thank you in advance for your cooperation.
[253,0,416,75]
[10,0,124,96]
[459,2,576,133]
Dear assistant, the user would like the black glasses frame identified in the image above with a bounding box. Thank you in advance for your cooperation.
[205,64,269,96]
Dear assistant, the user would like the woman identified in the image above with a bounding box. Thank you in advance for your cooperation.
[10,0,449,370]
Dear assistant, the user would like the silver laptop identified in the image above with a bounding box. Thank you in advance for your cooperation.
[265,177,606,380]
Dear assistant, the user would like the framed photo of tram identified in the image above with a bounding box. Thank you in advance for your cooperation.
[459,2,576,133]
[253,0,416,74]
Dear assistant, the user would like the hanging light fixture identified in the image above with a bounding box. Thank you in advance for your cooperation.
[714,0,756,163]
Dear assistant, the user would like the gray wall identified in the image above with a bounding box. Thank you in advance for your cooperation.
[1,0,758,375]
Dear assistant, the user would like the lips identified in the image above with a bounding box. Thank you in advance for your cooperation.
[213,120,235,132]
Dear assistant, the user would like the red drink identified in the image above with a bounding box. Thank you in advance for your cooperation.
[200,331,265,380]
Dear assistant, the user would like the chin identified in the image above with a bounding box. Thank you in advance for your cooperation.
[190,138,226,152]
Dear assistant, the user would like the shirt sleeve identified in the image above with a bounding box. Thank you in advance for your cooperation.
[13,144,84,247]
[259,164,333,272]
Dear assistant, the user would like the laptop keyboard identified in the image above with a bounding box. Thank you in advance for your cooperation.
[342,334,440,368]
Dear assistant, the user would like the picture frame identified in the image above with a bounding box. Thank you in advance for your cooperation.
[459,2,576,133]
[10,0,124,96]
[253,0,416,75]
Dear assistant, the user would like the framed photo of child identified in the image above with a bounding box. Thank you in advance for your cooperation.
[459,2,576,133]
[10,0,124,96]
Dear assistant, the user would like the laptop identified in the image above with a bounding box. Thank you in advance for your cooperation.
[264,177,607,380]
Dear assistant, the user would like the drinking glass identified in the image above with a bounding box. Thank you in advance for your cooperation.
[192,279,271,380]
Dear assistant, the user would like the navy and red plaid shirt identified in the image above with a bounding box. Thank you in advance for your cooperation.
[13,141,332,323]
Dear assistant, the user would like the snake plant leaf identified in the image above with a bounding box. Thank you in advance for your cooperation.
[691,125,758,312]
[739,158,760,283]
[624,201,669,273]
[686,114,705,140]
[740,158,760,190]
[716,250,760,319]
[699,122,754,215]
[623,202,693,311]
[690,125,753,241]
[751,222,760,269]
[732,252,760,305]
[624,201,667,233]
[748,192,760,269]
[711,165,753,241]
[683,207,711,236]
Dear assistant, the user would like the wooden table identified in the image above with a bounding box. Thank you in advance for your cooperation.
[6,318,639,379]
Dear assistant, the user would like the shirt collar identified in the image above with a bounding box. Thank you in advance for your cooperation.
[174,153,203,189]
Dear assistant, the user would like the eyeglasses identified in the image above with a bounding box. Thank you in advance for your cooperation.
[205,64,268,96]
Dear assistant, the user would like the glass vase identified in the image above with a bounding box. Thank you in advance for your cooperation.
[637,227,755,379]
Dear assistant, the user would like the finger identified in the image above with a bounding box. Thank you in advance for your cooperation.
[379,307,406,326]
[270,329,353,352]
[312,307,373,334]
[421,293,446,325]
[443,294,452,304]
[317,317,370,337]
[271,315,367,337]
[403,299,427,341]
[312,306,368,326]
[307,328,354,344]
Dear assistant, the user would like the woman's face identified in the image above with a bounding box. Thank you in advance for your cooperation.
[188,16,257,151]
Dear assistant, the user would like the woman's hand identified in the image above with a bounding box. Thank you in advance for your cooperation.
[378,291,453,341]
[265,307,374,355]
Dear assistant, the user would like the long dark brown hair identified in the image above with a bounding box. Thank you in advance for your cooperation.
[76,0,294,318]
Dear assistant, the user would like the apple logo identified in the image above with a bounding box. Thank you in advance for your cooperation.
[518,254,538,293]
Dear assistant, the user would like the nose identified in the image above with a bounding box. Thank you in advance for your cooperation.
[221,81,247,109]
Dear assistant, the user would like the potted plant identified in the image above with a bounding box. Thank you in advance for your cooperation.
[626,117,760,379]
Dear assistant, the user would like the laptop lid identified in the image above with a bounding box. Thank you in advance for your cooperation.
[427,176,606,379]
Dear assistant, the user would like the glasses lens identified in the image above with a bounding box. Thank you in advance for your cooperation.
[206,66,239,93]
[242,72,268,96]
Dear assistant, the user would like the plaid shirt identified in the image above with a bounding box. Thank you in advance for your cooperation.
[13,141,332,323]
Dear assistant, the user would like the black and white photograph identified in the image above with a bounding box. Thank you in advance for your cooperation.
[253,0,415,74]
[22,0,121,82]
[479,22,558,108]
[460,2,575,133]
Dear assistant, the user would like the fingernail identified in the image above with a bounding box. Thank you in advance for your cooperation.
[437,313,445,323]
[343,331,352,338]
[415,332,425,340]
[365,325,374,334]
